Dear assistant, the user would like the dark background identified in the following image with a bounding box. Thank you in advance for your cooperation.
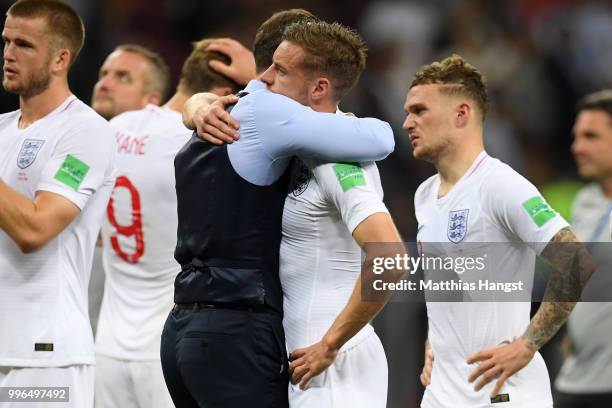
[2,0,611,406]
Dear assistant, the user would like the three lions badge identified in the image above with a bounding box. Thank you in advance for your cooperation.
[17,139,45,169]
[448,209,469,243]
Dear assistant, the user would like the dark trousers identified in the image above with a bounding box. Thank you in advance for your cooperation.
[555,390,612,408]
[160,306,289,408]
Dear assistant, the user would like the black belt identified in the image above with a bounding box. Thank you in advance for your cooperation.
[175,302,276,314]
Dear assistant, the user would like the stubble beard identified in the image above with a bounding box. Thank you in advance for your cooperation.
[91,97,116,120]
[414,137,453,164]
[3,62,52,98]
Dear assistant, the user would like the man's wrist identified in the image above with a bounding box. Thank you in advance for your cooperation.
[518,335,539,354]
[321,332,342,354]
[182,93,219,129]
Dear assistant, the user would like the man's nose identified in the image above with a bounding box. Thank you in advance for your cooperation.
[95,75,113,92]
[260,65,274,86]
[402,115,415,131]
[3,42,17,61]
[571,135,587,156]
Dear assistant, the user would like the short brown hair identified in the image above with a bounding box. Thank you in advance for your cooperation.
[178,38,241,95]
[114,44,170,101]
[7,0,84,68]
[283,21,367,100]
[577,89,612,119]
[411,54,489,121]
[253,9,317,73]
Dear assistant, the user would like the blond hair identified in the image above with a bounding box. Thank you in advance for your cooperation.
[283,21,367,100]
[411,54,489,121]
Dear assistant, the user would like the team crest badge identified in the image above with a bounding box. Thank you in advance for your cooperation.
[290,160,311,197]
[447,209,469,243]
[17,139,45,169]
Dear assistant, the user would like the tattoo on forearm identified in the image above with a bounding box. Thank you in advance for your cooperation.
[523,227,595,349]
[523,301,575,349]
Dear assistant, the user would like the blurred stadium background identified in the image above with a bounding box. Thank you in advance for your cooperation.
[1,0,611,406]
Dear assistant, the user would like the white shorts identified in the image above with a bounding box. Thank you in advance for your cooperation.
[95,354,173,408]
[289,330,388,408]
[0,365,94,408]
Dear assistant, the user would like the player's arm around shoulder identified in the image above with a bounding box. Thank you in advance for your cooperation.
[0,113,117,253]
[182,92,223,130]
[254,99,394,162]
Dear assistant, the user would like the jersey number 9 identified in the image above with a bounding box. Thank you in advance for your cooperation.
[107,176,144,263]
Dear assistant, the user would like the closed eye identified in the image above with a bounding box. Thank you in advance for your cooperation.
[273,62,287,76]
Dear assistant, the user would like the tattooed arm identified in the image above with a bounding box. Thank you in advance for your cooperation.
[523,226,594,348]
[467,226,595,397]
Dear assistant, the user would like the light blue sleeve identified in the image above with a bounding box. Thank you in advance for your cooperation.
[252,90,395,162]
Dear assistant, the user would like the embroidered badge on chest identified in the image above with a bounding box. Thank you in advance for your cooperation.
[17,139,45,169]
[290,160,311,197]
[448,209,469,243]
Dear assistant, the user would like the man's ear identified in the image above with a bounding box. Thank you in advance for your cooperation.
[209,86,234,97]
[455,102,471,129]
[145,91,163,106]
[50,48,71,74]
[310,77,332,102]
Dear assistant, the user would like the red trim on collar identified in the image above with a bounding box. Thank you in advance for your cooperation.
[61,98,77,112]
[467,154,488,178]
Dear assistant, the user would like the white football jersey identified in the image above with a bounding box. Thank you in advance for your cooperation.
[280,160,389,353]
[416,151,568,408]
[96,105,190,360]
[555,183,612,393]
[0,95,117,367]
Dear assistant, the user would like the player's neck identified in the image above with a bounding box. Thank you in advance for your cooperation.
[18,79,71,129]
[163,92,189,113]
[435,142,484,196]
[599,176,612,198]
[309,98,337,114]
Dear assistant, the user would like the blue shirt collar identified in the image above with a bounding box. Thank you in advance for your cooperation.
[243,79,266,93]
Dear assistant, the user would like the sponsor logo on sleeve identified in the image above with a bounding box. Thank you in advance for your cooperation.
[54,155,90,190]
[522,196,557,227]
[333,163,365,192]
[17,139,45,169]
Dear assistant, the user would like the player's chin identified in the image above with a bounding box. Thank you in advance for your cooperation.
[92,102,114,118]
[412,146,429,161]
[2,79,21,94]
[576,164,596,179]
